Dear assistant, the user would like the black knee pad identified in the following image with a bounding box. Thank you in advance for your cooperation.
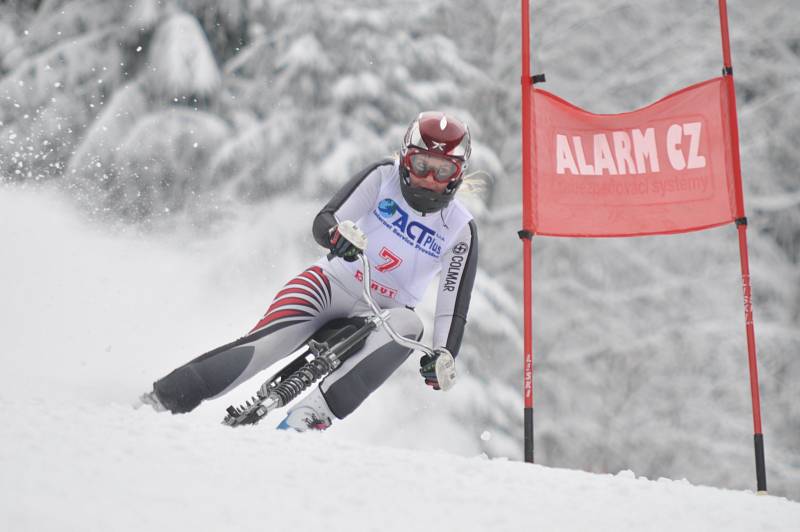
[322,334,420,419]
[154,345,255,413]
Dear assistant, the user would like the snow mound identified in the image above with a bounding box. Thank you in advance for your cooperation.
[1,399,797,532]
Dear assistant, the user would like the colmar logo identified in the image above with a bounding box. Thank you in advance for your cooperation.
[443,255,464,292]
[443,241,469,291]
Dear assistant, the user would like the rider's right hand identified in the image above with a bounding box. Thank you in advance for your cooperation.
[328,222,362,262]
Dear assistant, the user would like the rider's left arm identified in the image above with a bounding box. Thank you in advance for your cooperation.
[431,220,479,358]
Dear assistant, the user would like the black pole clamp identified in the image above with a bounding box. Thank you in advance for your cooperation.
[518,229,534,240]
[735,217,748,227]
[722,66,733,76]
[531,73,546,84]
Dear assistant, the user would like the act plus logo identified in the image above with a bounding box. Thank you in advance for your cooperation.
[375,198,442,257]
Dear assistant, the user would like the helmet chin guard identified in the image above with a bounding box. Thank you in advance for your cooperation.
[399,164,461,214]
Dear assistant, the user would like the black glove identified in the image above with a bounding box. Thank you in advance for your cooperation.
[419,348,452,391]
[328,223,361,262]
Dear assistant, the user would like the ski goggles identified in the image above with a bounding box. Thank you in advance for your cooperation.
[404,149,463,183]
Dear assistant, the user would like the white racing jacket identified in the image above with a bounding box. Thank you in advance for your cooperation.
[313,158,478,357]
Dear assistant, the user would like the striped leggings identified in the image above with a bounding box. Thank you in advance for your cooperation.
[152,264,423,418]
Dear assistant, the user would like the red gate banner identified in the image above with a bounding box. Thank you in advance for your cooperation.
[530,77,737,237]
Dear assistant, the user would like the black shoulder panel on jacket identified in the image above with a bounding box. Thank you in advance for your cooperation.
[312,158,395,247]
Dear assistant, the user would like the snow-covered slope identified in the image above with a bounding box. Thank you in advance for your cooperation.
[2,187,798,532]
[2,398,798,532]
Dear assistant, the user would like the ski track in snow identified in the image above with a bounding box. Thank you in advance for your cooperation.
[1,187,798,531]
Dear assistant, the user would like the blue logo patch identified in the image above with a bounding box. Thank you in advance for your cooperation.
[378,198,398,217]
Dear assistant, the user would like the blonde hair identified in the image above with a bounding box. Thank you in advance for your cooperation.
[458,169,493,199]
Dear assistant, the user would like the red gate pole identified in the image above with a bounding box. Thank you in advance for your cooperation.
[519,0,536,463]
[718,0,767,494]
